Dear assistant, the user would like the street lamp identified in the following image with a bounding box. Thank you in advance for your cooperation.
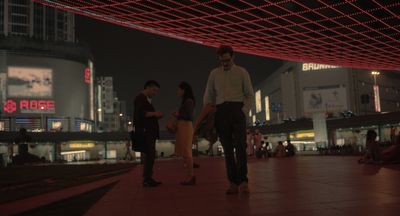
[119,113,124,131]
[40,106,45,131]
[371,71,381,112]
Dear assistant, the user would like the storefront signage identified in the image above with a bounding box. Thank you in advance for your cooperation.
[84,67,91,84]
[3,99,55,114]
[302,63,339,71]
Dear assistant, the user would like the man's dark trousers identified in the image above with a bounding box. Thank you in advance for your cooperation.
[143,135,156,180]
[215,102,248,185]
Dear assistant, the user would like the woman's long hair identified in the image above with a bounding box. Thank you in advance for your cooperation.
[179,81,195,105]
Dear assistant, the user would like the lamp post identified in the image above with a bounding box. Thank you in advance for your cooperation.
[371,71,381,113]
[40,106,45,131]
[119,113,123,131]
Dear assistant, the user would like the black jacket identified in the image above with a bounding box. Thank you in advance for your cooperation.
[133,93,160,139]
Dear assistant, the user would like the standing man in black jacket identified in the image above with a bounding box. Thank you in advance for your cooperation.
[134,80,163,187]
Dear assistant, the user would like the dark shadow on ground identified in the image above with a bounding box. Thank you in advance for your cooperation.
[16,182,117,216]
[0,163,135,204]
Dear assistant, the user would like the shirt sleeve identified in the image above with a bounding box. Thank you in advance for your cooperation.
[203,70,216,106]
[242,69,254,114]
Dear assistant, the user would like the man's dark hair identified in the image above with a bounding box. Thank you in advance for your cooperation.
[144,80,160,89]
[217,45,234,57]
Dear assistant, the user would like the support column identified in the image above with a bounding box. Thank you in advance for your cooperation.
[313,112,328,148]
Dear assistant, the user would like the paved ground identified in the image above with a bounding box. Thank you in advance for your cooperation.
[85,156,400,216]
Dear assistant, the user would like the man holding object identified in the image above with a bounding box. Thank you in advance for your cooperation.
[134,80,163,187]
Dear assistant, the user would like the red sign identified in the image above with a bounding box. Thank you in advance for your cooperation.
[84,67,91,84]
[3,99,55,114]
[3,100,17,113]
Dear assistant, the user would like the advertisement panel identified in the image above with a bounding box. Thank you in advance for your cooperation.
[303,86,348,114]
[7,67,53,98]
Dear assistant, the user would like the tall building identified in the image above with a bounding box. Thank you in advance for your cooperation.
[0,0,75,41]
[96,77,128,132]
[0,0,95,132]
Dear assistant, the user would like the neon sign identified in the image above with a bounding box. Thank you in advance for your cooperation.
[3,100,17,113]
[302,63,340,71]
[84,67,91,84]
[3,99,55,114]
[373,85,381,112]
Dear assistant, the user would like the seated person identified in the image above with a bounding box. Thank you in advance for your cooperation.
[274,141,286,158]
[358,130,380,164]
[380,133,400,163]
[285,140,296,157]
[255,141,267,159]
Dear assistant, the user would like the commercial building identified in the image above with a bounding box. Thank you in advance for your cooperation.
[251,61,400,150]
[0,0,95,132]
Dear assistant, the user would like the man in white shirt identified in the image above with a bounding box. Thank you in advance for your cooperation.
[204,45,254,195]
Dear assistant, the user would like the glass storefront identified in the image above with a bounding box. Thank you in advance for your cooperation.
[264,130,316,151]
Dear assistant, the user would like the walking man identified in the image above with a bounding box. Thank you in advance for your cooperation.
[203,45,254,195]
[134,80,163,187]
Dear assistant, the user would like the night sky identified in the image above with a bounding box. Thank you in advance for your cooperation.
[75,15,284,126]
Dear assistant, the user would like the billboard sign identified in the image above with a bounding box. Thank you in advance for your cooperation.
[7,67,53,98]
[303,86,347,114]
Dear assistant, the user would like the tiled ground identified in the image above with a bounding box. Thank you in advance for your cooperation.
[86,156,400,216]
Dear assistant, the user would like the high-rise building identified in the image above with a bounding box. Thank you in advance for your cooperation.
[96,77,128,132]
[0,0,75,41]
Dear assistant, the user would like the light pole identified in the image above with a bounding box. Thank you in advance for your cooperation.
[119,113,123,131]
[40,106,45,131]
[371,71,381,113]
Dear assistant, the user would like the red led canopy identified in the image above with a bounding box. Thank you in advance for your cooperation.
[34,0,400,70]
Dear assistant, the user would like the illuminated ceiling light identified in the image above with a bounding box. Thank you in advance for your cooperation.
[33,0,400,70]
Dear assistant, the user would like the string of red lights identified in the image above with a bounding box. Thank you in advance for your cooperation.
[33,0,400,70]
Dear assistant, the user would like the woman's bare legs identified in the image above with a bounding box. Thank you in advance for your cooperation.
[183,154,194,181]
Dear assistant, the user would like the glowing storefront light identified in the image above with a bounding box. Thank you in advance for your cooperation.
[265,96,270,121]
[255,90,262,113]
[371,71,381,112]
[69,143,95,149]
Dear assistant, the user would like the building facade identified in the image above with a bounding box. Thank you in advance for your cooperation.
[251,61,400,125]
[0,0,95,132]
[96,77,128,132]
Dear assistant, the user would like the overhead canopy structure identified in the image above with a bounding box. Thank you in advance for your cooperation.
[34,0,400,70]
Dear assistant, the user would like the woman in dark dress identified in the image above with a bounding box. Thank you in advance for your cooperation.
[173,82,196,185]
